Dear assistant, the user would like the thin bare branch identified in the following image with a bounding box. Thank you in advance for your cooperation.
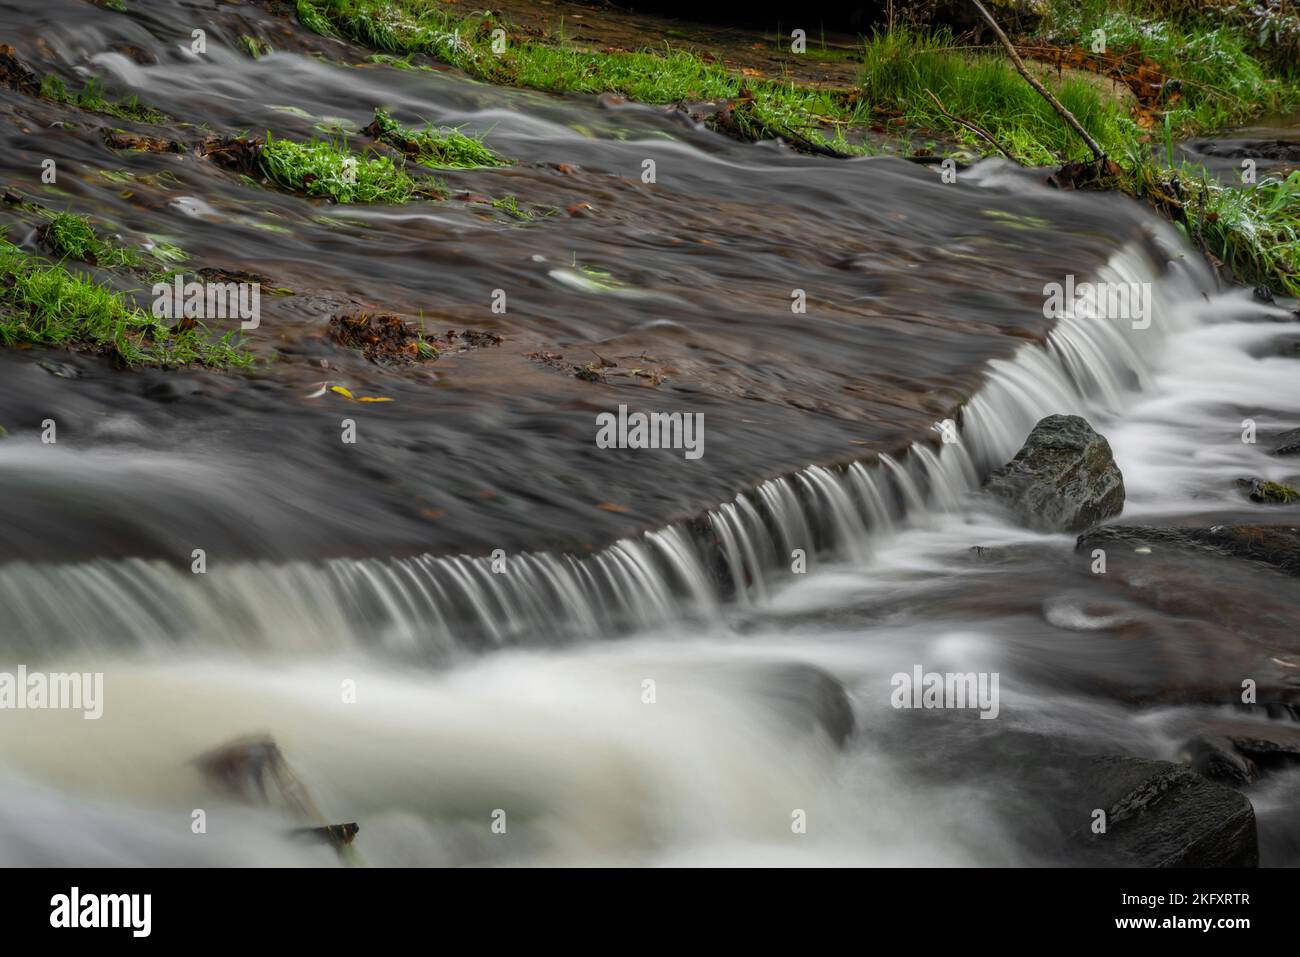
[970,0,1107,162]
[923,88,1017,161]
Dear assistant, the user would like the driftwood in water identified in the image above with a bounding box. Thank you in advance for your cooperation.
[194,734,360,861]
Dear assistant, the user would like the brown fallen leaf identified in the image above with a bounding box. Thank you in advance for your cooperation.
[596,502,629,513]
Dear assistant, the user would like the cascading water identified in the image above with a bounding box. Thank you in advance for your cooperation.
[0,234,1208,655]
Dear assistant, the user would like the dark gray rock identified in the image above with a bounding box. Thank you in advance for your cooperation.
[1077,524,1300,576]
[1075,755,1258,867]
[984,414,1125,532]
[1226,725,1300,772]
[1272,427,1300,457]
[870,720,1260,867]
[1183,736,1258,787]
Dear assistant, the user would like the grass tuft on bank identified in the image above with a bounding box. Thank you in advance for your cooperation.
[861,28,1138,164]
[0,241,254,369]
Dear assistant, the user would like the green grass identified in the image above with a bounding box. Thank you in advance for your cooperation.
[39,74,168,124]
[297,0,866,151]
[41,212,141,268]
[1198,171,1300,298]
[366,108,508,168]
[860,27,1139,164]
[0,241,254,369]
[258,134,427,203]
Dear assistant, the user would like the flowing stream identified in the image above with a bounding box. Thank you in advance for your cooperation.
[0,0,1298,866]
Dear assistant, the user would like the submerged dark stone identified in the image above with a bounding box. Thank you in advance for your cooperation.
[984,414,1125,532]
[752,663,855,747]
[1199,139,1300,163]
[1272,427,1300,457]
[1078,524,1300,577]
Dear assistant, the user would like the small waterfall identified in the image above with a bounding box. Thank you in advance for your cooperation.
[0,238,1216,659]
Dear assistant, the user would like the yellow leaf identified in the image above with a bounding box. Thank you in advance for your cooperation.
[328,384,392,402]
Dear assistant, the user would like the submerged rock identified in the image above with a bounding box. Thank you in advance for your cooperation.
[751,663,855,747]
[983,414,1125,532]
[1272,427,1300,457]
[1182,722,1300,788]
[1078,524,1300,577]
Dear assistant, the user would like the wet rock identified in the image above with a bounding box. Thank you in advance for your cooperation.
[1077,524,1300,577]
[983,414,1124,532]
[1269,335,1300,358]
[1236,477,1300,504]
[1183,736,1258,787]
[37,359,80,379]
[1076,755,1258,867]
[874,719,1259,865]
[1200,139,1300,163]
[1182,722,1300,788]
[1227,727,1300,772]
[1272,427,1300,457]
[141,380,187,403]
[752,663,855,747]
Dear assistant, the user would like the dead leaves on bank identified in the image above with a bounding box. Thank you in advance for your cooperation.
[1026,43,1183,129]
